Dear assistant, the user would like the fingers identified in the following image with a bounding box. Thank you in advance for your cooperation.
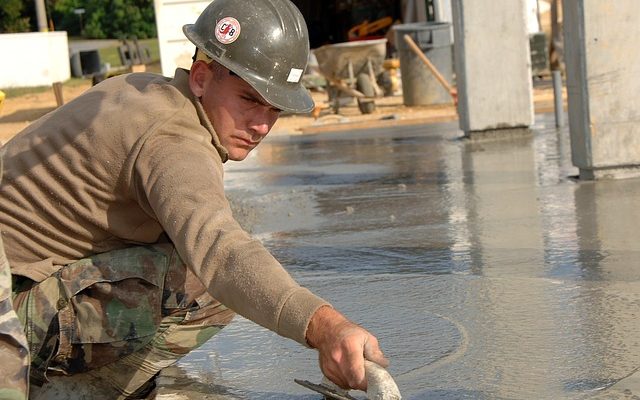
[318,332,366,390]
[308,308,389,393]
[342,337,366,390]
[364,335,389,368]
[320,356,349,390]
[319,327,388,392]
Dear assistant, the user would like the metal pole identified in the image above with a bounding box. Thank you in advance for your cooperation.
[552,70,564,128]
[35,0,48,32]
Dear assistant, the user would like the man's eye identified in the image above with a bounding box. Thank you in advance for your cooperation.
[242,96,259,105]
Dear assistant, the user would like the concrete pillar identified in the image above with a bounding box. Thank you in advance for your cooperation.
[451,0,534,137]
[563,1,640,180]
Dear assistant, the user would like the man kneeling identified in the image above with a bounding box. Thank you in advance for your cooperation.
[0,0,388,398]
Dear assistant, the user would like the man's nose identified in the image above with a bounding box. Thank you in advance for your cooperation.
[249,120,270,137]
[249,108,277,138]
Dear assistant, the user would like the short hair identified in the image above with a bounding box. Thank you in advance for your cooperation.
[192,48,213,63]
[192,48,237,77]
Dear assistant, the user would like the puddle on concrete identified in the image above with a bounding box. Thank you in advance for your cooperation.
[157,115,640,399]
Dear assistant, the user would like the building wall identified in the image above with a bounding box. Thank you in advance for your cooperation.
[153,0,210,78]
[0,32,70,88]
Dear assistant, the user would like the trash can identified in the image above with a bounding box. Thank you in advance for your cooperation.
[70,50,102,78]
[70,52,83,78]
[394,22,453,106]
[80,50,102,76]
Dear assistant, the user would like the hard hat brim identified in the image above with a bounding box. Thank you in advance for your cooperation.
[243,74,315,114]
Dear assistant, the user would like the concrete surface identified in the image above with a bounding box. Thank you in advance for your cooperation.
[0,79,565,146]
[151,112,640,399]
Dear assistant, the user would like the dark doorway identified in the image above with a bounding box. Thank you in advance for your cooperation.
[293,0,402,48]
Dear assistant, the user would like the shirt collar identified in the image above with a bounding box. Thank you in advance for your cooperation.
[171,68,229,163]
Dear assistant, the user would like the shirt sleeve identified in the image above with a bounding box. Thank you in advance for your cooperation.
[131,132,329,345]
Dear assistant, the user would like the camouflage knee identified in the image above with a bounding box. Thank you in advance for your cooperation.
[0,230,29,400]
[87,298,235,398]
[12,245,176,383]
[11,243,235,395]
[0,299,30,400]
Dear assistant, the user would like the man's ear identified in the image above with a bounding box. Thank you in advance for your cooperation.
[189,60,210,98]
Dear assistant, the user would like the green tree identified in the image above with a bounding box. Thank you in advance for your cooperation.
[52,0,156,39]
[0,0,31,33]
[51,0,82,35]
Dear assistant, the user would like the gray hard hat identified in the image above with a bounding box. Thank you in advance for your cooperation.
[183,0,314,114]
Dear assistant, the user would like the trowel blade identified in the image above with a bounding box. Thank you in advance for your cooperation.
[294,379,359,400]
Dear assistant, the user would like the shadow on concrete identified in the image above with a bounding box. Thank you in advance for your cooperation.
[155,365,321,399]
[0,107,54,123]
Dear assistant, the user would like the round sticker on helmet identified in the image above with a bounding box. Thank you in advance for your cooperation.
[215,17,241,44]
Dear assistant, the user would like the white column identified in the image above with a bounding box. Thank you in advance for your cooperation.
[563,1,640,180]
[451,0,534,137]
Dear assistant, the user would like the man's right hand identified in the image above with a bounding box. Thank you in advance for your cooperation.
[305,305,389,391]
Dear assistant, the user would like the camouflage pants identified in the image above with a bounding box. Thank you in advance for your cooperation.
[12,243,235,398]
[0,234,30,400]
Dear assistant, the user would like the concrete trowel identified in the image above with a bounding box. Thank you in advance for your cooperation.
[296,360,402,400]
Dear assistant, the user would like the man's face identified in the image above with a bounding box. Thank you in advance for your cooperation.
[192,61,281,161]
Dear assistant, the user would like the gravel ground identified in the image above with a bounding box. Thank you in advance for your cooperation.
[1,75,562,145]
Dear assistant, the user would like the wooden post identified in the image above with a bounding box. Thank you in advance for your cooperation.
[549,0,564,71]
[0,90,5,115]
[52,82,64,107]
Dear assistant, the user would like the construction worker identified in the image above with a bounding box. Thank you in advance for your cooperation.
[0,0,388,398]
[0,158,30,400]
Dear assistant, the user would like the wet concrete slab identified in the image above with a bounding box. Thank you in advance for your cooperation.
[156,114,640,399]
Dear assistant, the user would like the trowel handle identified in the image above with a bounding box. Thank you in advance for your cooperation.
[364,360,402,400]
[319,361,402,400]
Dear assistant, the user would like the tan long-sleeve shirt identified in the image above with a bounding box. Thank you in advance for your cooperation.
[0,69,328,345]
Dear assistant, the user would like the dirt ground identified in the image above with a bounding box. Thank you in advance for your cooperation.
[0,78,562,145]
